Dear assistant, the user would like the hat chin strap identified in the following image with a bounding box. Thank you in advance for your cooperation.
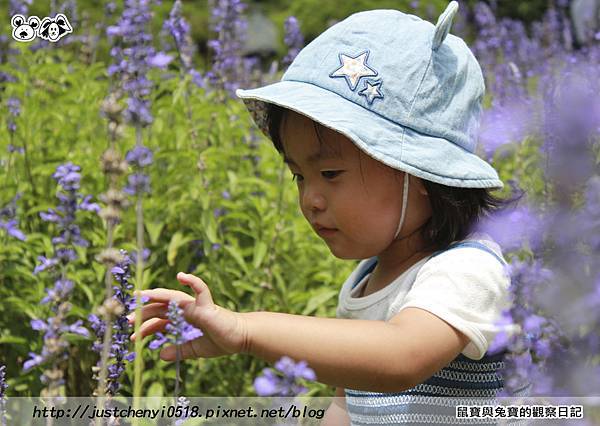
[393,172,409,240]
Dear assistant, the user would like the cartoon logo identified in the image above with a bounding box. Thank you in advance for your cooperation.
[38,14,73,42]
[11,14,40,42]
[11,13,73,43]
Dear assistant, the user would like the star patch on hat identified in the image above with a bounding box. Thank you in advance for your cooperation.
[329,50,378,91]
[359,80,384,105]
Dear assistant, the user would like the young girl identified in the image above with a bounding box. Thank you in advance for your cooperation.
[130,2,530,424]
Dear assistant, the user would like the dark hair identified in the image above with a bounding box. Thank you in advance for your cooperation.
[265,104,524,252]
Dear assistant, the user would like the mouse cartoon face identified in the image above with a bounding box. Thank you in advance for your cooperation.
[11,15,41,42]
[38,14,73,42]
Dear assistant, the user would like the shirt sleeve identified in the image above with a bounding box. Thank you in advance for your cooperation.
[391,247,514,360]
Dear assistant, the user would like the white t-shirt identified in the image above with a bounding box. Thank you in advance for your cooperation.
[336,233,519,360]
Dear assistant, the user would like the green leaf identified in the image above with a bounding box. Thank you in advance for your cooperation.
[301,290,339,316]
[224,245,248,275]
[0,335,27,345]
[252,241,268,269]
[145,221,165,246]
[167,231,194,266]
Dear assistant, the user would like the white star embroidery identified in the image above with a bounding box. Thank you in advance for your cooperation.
[359,80,384,105]
[329,51,378,91]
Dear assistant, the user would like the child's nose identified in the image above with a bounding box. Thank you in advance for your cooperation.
[302,187,327,212]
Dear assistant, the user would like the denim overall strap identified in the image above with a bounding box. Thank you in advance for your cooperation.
[430,240,507,266]
[351,258,378,290]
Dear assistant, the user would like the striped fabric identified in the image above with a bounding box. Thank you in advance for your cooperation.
[345,241,532,425]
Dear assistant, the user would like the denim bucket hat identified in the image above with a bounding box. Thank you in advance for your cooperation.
[236,1,503,189]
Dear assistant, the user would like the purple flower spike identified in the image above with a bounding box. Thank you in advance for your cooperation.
[88,250,137,396]
[283,16,304,68]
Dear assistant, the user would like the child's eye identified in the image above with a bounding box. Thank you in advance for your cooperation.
[321,170,342,179]
[291,171,342,182]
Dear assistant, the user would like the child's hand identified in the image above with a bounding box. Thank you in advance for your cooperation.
[129,272,248,361]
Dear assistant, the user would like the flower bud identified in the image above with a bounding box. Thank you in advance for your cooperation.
[99,298,124,318]
[101,94,124,122]
[99,206,122,224]
[101,148,128,176]
[96,248,124,266]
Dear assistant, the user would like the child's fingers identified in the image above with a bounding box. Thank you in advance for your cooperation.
[127,302,168,325]
[134,288,194,304]
[176,272,214,306]
[130,317,169,341]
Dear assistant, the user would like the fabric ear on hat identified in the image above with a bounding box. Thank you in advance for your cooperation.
[432,0,459,51]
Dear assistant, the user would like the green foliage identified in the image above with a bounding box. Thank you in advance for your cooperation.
[0,42,352,397]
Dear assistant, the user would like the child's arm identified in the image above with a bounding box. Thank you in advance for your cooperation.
[240,306,469,392]
[132,273,470,393]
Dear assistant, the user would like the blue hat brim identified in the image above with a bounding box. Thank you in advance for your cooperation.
[236,81,503,189]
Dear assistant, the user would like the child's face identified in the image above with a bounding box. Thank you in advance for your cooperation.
[280,111,433,260]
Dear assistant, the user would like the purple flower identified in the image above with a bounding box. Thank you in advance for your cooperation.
[475,204,544,252]
[282,17,304,68]
[30,319,47,331]
[52,162,81,190]
[6,98,21,133]
[124,173,151,196]
[7,144,24,154]
[0,219,26,241]
[125,145,154,168]
[23,352,44,372]
[148,52,173,69]
[149,300,203,349]
[253,356,316,396]
[130,248,151,265]
[33,256,59,275]
[107,0,159,127]
[7,97,20,116]
[207,0,249,96]
[26,163,95,394]
[79,195,101,213]
[9,0,31,16]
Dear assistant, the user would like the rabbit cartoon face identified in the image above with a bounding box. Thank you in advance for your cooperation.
[38,14,73,42]
[11,15,41,42]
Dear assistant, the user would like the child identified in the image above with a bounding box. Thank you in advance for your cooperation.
[130,2,531,424]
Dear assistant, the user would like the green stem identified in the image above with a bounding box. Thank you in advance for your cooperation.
[133,124,146,405]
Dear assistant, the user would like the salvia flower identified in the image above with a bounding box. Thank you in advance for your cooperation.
[253,356,316,396]
[25,163,96,395]
[282,17,304,68]
[0,193,26,241]
[163,0,201,82]
[106,0,172,127]
[88,250,138,396]
[148,300,203,349]
[206,0,249,96]
[9,0,31,17]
